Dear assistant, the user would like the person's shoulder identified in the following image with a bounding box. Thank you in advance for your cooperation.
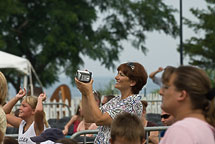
[133,94,142,101]
[114,95,120,99]
[175,117,207,126]
[168,117,207,132]
[20,120,26,125]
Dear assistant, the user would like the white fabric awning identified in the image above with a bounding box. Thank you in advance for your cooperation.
[0,51,44,95]
[0,51,31,75]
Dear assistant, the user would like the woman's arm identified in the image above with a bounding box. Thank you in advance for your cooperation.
[75,78,112,126]
[3,88,26,127]
[34,93,46,136]
[6,114,22,128]
[149,67,163,79]
[3,88,26,114]
[82,95,112,125]
[63,115,78,135]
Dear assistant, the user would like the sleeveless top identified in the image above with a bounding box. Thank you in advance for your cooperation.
[18,120,36,144]
[73,119,80,133]
[18,120,48,144]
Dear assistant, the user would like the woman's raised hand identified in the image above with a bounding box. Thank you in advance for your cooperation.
[75,77,93,96]
[38,93,46,101]
[16,87,26,99]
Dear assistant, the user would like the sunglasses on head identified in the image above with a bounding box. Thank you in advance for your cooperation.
[161,114,170,119]
[127,62,135,71]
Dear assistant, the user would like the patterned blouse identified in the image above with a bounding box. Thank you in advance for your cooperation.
[94,94,143,144]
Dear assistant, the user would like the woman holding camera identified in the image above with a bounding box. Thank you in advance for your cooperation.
[75,62,147,144]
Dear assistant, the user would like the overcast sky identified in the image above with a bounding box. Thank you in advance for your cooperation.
[78,0,207,78]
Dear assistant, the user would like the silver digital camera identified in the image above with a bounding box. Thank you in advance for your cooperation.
[76,70,92,83]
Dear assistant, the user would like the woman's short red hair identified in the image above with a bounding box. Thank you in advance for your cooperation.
[117,62,148,94]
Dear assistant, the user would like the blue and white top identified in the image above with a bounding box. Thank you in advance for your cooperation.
[94,94,143,144]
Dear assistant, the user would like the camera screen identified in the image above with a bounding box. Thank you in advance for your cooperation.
[82,74,90,80]
[80,74,91,82]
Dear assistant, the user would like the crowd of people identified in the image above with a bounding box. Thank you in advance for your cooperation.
[0,62,215,144]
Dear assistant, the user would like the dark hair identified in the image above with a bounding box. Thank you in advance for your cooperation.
[111,112,144,143]
[173,65,215,126]
[117,62,148,94]
[75,105,81,116]
[141,100,148,111]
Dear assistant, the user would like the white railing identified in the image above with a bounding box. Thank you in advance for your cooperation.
[11,93,161,120]
[142,93,162,114]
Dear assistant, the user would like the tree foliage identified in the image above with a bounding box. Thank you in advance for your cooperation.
[183,1,215,85]
[0,0,178,91]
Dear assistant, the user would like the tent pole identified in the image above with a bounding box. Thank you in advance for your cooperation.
[29,68,34,96]
[23,75,28,90]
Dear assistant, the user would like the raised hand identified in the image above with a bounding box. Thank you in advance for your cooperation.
[38,93,46,101]
[75,77,93,96]
[16,87,26,99]
[158,67,164,72]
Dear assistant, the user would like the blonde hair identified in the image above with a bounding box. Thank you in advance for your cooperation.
[23,96,49,127]
[24,96,38,109]
[0,71,8,105]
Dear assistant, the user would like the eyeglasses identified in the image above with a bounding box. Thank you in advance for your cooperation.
[161,114,170,119]
[127,62,135,71]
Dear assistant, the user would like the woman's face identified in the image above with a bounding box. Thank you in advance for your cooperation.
[19,100,34,119]
[159,74,180,114]
[115,70,133,91]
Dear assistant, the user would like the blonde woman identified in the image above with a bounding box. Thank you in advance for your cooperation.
[0,71,8,142]
[3,88,48,144]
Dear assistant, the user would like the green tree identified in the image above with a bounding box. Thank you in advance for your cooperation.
[183,1,215,85]
[0,0,178,91]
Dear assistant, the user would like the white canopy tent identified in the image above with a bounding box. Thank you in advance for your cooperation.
[0,51,43,95]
